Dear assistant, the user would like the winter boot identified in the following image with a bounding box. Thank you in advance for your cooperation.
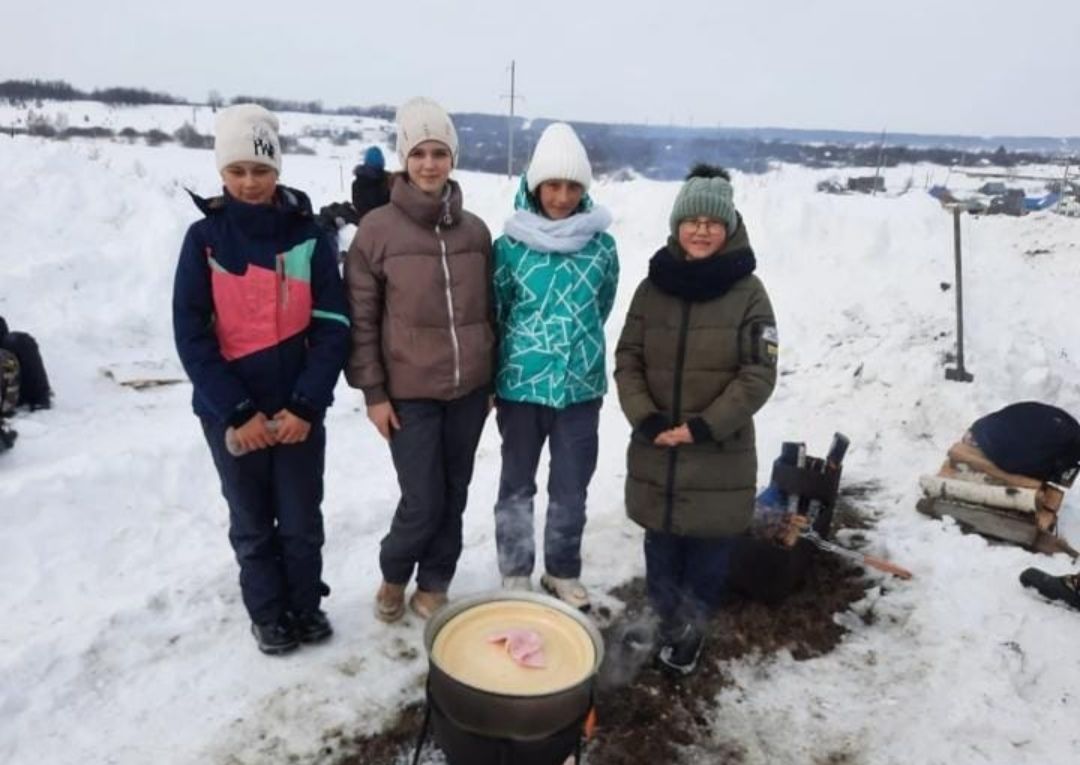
[501,575,533,591]
[251,617,299,656]
[657,623,705,676]
[375,581,406,623]
[292,609,333,643]
[540,574,591,612]
[409,589,449,620]
[1020,568,1080,611]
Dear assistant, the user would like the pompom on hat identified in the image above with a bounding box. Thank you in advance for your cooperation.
[214,103,281,173]
[525,122,592,192]
[669,164,738,236]
[395,97,459,166]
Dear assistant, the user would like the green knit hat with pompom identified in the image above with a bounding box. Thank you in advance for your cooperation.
[669,164,738,236]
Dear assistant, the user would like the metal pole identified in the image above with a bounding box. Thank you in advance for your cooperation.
[945,206,974,382]
[507,60,515,178]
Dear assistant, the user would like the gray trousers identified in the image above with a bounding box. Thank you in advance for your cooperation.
[380,387,489,592]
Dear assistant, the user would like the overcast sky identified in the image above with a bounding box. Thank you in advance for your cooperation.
[4,0,1078,137]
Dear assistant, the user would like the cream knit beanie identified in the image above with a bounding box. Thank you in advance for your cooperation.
[395,97,459,166]
[214,104,281,173]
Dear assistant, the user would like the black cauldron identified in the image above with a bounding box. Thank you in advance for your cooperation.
[414,591,604,765]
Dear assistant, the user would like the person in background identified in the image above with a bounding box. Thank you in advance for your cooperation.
[345,98,494,623]
[173,104,350,655]
[491,122,619,611]
[614,164,778,675]
[351,146,391,222]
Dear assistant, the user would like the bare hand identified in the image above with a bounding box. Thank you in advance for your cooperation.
[234,412,277,453]
[653,424,693,448]
[273,409,311,444]
[367,401,401,441]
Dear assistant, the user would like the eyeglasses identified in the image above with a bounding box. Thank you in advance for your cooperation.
[679,218,727,235]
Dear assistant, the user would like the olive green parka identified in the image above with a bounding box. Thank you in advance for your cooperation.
[614,221,777,537]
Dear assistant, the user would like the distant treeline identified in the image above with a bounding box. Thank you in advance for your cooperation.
[1,79,395,119]
[3,79,1074,177]
[0,79,184,106]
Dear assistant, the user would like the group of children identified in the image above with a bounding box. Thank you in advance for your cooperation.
[174,98,777,674]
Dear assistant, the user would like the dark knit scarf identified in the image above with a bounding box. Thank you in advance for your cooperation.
[647,237,757,302]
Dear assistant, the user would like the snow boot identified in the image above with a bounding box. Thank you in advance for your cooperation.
[1020,568,1080,611]
[375,581,406,623]
[657,623,705,677]
[292,609,333,644]
[501,575,533,591]
[409,589,448,620]
[251,617,299,656]
[540,574,591,612]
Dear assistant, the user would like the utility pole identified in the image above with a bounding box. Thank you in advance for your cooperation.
[505,61,517,178]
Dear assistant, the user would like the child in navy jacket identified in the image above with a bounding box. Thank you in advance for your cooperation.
[173,104,350,655]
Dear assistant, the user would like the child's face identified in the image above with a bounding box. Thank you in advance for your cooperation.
[405,141,452,196]
[537,180,584,220]
[221,162,278,205]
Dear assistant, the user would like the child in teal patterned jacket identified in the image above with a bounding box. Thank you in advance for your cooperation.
[492,122,619,610]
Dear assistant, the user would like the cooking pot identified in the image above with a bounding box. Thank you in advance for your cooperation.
[422,590,604,744]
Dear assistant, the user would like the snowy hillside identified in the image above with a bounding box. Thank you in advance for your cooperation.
[2,104,1080,765]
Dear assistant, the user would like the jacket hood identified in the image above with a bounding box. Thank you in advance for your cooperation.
[512,175,593,215]
[188,185,315,218]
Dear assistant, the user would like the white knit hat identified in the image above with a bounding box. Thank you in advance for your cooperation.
[395,97,459,166]
[525,122,592,192]
[214,104,281,173]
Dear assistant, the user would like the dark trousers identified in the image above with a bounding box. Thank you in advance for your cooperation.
[644,530,734,635]
[494,398,601,579]
[202,419,327,625]
[381,387,489,592]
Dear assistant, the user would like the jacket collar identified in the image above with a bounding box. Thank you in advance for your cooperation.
[389,173,464,229]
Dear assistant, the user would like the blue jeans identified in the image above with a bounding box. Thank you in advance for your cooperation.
[494,398,601,579]
[644,530,734,636]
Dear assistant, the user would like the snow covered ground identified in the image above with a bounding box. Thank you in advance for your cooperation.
[2,104,1080,765]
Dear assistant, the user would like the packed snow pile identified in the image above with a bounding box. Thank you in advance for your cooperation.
[2,104,1080,765]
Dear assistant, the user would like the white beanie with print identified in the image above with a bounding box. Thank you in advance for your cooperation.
[395,97,459,166]
[214,103,282,173]
[525,122,592,192]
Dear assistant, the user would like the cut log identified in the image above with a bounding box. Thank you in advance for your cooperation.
[919,475,1038,513]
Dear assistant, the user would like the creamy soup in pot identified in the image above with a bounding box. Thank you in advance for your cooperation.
[431,600,596,696]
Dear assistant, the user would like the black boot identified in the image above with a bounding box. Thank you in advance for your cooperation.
[657,623,705,676]
[251,617,299,655]
[1020,568,1080,611]
[292,609,333,644]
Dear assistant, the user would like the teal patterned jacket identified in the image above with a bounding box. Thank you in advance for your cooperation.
[493,178,620,408]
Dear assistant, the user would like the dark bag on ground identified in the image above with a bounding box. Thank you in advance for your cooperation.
[0,326,51,410]
[970,402,1080,484]
[0,347,19,452]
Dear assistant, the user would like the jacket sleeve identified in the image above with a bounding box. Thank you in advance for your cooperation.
[287,232,350,421]
[614,280,665,437]
[172,225,256,427]
[492,237,514,331]
[693,279,778,442]
[597,233,619,323]
[343,226,389,405]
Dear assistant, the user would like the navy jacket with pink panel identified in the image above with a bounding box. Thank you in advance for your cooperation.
[173,187,350,427]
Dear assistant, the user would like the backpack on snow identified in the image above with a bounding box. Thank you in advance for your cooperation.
[970,402,1080,485]
[0,318,51,410]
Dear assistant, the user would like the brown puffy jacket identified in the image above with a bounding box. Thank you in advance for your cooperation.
[344,176,494,404]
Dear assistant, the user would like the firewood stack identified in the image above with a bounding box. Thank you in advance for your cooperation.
[917,433,1077,557]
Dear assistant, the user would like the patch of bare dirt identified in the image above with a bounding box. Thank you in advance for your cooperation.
[327,487,880,764]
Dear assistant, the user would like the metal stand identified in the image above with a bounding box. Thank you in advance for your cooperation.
[945,206,974,382]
